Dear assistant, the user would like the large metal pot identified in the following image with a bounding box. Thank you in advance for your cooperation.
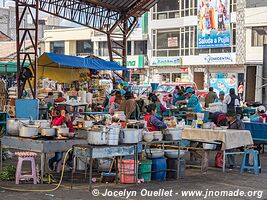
[19,125,39,138]
[87,130,107,145]
[35,120,51,129]
[120,129,139,144]
[41,128,56,137]
[7,118,30,136]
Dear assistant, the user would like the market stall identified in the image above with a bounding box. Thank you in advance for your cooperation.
[182,127,253,172]
[36,53,127,113]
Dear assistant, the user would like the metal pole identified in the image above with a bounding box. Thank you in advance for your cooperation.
[262,44,267,107]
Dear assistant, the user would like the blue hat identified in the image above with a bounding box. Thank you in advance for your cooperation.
[219,91,225,95]
[122,82,129,87]
[184,88,194,94]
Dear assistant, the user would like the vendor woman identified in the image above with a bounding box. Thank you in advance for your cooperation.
[175,88,202,112]
[49,109,74,171]
[144,103,167,132]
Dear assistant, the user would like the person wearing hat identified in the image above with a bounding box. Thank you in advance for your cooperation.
[218,91,225,103]
[225,111,245,170]
[121,82,130,95]
[176,88,202,112]
[144,103,167,132]
[205,87,218,108]
[250,105,267,123]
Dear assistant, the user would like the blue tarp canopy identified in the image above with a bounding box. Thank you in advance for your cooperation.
[38,52,127,71]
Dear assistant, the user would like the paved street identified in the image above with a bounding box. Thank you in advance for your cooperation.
[1,153,267,200]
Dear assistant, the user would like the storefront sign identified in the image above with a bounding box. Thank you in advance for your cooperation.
[117,55,144,69]
[203,53,235,64]
[197,0,231,48]
[150,57,182,66]
[182,53,236,65]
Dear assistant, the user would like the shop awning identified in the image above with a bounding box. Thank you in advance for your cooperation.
[0,62,30,73]
[38,52,127,71]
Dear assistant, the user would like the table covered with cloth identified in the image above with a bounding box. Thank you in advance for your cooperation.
[182,128,253,150]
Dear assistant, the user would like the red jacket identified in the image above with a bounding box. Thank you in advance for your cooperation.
[52,116,74,133]
[144,113,159,132]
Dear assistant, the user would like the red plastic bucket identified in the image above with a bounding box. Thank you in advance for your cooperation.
[118,160,136,184]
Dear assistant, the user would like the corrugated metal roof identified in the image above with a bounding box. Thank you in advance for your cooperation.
[84,0,158,16]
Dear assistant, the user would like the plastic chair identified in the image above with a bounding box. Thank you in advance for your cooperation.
[15,152,37,184]
[240,150,261,175]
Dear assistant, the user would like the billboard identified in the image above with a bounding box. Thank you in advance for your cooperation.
[210,72,237,95]
[197,0,230,48]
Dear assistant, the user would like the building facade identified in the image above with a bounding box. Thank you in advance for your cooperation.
[44,14,149,85]
[147,0,242,94]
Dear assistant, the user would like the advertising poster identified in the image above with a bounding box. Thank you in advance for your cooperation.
[210,72,237,95]
[197,0,230,48]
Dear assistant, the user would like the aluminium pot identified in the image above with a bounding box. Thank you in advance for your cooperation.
[19,125,39,138]
[87,130,107,145]
[120,129,139,144]
[7,118,30,136]
[41,128,56,137]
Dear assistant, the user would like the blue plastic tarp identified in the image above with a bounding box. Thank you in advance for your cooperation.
[38,52,127,71]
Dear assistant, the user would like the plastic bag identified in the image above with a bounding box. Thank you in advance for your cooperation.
[215,151,224,168]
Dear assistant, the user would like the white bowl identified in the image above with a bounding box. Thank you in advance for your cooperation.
[164,150,186,158]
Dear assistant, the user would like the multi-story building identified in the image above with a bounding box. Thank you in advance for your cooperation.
[245,1,267,103]
[44,14,149,85]
[148,0,267,103]
[147,0,240,93]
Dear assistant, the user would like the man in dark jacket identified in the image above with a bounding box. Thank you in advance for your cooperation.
[225,111,244,169]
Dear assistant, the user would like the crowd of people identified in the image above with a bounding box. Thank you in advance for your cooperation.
[41,82,266,171]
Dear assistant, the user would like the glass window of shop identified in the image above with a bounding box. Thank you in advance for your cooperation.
[76,40,93,55]
[153,0,197,20]
[134,41,147,55]
[50,41,64,54]
[161,73,171,83]
[251,27,267,47]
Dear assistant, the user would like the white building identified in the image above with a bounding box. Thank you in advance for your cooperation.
[147,0,240,94]
[44,14,149,85]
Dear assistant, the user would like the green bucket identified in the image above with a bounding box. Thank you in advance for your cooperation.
[138,159,152,182]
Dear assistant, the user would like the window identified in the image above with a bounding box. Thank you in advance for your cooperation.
[98,41,108,56]
[230,0,237,13]
[157,0,178,12]
[161,74,171,83]
[127,41,131,55]
[134,41,147,55]
[153,0,197,20]
[172,73,182,82]
[251,27,267,47]
[50,41,64,54]
[76,40,93,55]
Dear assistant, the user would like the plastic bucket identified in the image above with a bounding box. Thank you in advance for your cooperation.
[138,159,152,182]
[118,160,136,184]
[151,83,159,92]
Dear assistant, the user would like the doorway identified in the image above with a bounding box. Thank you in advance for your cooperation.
[245,66,256,103]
